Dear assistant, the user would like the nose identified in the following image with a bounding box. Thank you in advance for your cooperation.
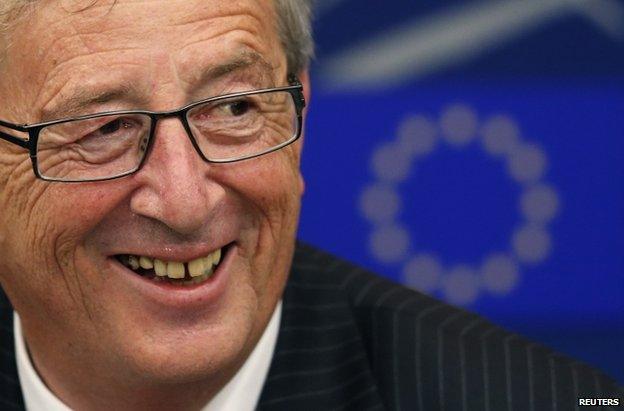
[129,117,221,235]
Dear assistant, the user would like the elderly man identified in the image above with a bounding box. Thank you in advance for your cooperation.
[0,1,620,410]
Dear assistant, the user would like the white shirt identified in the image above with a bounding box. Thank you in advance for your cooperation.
[14,302,281,411]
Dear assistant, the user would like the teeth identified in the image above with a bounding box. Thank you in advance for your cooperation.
[139,256,153,269]
[120,246,224,283]
[167,262,185,279]
[212,248,222,265]
[188,257,206,278]
[185,272,211,285]
[128,255,140,270]
[154,259,167,277]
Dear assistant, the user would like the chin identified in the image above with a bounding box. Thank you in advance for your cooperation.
[76,248,262,385]
[126,327,251,385]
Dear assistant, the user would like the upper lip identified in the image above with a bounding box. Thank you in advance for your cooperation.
[108,241,233,262]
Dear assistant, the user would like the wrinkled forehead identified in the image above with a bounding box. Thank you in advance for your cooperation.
[9,0,279,59]
[0,0,285,120]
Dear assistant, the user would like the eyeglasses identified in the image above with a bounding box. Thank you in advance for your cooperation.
[0,75,305,183]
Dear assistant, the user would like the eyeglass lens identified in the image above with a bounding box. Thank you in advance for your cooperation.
[35,89,299,182]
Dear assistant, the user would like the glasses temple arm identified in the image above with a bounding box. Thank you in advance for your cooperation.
[0,120,30,148]
[0,131,29,148]
[286,74,306,111]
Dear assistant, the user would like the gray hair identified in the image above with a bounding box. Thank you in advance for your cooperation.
[0,0,314,72]
[274,0,314,73]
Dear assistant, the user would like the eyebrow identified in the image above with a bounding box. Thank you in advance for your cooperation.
[39,83,141,123]
[192,50,277,91]
[38,50,276,123]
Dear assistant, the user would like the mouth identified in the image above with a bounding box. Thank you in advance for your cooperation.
[114,244,231,287]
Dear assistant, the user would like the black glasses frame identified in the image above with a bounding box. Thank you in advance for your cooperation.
[0,75,306,183]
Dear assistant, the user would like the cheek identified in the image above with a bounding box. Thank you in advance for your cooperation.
[0,178,127,310]
[237,146,302,226]
[224,148,302,292]
[0,183,73,315]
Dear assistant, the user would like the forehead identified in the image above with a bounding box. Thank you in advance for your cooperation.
[2,0,284,119]
[20,0,278,53]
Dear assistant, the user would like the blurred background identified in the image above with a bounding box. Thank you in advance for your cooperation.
[297,0,624,382]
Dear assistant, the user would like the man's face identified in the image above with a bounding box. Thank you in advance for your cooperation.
[0,0,306,395]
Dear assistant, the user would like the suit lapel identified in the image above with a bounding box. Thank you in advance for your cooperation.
[0,289,25,411]
[257,244,386,410]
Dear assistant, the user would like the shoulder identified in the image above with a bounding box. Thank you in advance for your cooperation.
[290,241,483,331]
[287,242,623,411]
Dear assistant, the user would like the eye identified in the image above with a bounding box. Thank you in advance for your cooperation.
[96,118,131,136]
[187,95,264,129]
[220,99,252,117]
[75,116,143,144]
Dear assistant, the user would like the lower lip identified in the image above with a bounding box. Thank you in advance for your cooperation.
[107,245,234,309]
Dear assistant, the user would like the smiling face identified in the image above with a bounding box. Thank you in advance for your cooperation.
[0,0,307,408]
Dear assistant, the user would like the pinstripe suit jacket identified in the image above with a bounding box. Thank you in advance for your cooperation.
[1,243,622,410]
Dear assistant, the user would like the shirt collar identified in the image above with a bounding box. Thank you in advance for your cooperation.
[14,301,281,411]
